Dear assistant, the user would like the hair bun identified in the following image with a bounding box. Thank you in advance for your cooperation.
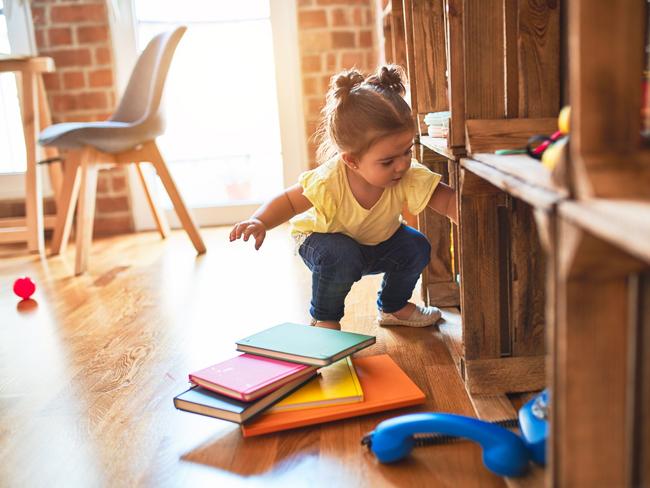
[369,65,406,95]
[330,69,365,102]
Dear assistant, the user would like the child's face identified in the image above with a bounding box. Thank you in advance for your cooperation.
[349,130,414,188]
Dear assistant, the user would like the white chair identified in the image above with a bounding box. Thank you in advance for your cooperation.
[39,26,206,274]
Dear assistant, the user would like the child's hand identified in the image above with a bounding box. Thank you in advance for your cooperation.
[229,218,267,250]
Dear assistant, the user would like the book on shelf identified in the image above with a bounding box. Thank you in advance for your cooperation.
[188,353,317,402]
[173,370,317,424]
[241,354,425,437]
[235,322,376,367]
[268,356,363,413]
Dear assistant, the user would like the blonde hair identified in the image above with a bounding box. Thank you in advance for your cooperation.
[315,64,414,164]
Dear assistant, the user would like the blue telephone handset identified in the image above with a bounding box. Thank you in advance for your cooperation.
[362,389,549,478]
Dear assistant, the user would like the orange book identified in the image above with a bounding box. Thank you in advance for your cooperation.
[241,354,425,437]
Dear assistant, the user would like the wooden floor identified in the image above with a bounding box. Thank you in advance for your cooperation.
[0,225,513,487]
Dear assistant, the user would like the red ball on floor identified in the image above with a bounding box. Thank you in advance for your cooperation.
[13,277,36,300]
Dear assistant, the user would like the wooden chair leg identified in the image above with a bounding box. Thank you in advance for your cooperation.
[50,151,82,255]
[37,74,63,204]
[148,142,206,254]
[48,160,64,206]
[74,152,99,275]
[135,162,170,238]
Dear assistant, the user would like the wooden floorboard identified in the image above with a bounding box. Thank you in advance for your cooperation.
[0,225,538,487]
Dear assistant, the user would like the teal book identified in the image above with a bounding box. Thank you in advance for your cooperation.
[235,323,376,367]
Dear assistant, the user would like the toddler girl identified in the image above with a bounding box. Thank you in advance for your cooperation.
[230,65,457,330]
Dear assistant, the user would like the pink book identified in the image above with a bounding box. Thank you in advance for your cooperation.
[188,354,316,402]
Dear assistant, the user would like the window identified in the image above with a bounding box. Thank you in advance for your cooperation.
[110,0,307,227]
[0,0,27,175]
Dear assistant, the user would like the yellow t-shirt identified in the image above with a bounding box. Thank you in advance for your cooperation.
[290,158,441,246]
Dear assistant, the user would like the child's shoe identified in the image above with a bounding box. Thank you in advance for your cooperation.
[377,305,442,327]
[309,318,342,330]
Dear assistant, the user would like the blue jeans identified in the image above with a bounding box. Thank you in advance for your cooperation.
[298,224,432,321]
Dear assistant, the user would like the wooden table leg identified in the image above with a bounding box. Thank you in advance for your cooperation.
[22,71,44,256]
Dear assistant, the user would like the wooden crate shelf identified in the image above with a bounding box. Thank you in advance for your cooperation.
[378,0,649,484]
[461,154,567,210]
[419,135,463,161]
[559,200,650,264]
[400,0,560,400]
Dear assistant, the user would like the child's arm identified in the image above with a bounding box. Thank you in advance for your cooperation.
[427,182,458,224]
[229,183,313,250]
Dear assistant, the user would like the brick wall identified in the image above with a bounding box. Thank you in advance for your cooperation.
[297,0,377,166]
[31,0,133,235]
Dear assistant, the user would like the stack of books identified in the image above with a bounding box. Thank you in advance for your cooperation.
[173,322,425,436]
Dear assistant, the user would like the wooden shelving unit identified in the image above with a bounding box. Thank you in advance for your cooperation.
[378,0,649,485]
[411,0,560,400]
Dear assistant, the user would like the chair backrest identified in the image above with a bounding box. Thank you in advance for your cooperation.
[110,26,187,124]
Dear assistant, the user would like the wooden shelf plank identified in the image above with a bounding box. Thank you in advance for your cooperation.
[461,156,566,210]
[420,135,463,160]
[470,153,565,195]
[465,118,557,153]
[559,200,650,264]
[464,356,546,395]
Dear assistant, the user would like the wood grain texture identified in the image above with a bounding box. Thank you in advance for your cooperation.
[444,0,466,148]
[504,0,519,118]
[402,0,418,126]
[468,153,566,198]
[425,283,460,308]
[419,136,465,160]
[469,394,516,422]
[465,356,546,395]
[559,200,650,265]
[568,0,650,199]
[390,0,408,67]
[632,273,650,487]
[461,158,562,211]
[553,219,645,487]
[382,10,394,63]
[509,200,545,357]
[464,118,557,154]
[418,145,458,306]
[463,0,506,120]
[458,170,504,360]
[0,226,523,487]
[409,0,448,113]
[516,0,560,117]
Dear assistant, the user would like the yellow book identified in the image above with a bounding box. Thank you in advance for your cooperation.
[268,357,363,412]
